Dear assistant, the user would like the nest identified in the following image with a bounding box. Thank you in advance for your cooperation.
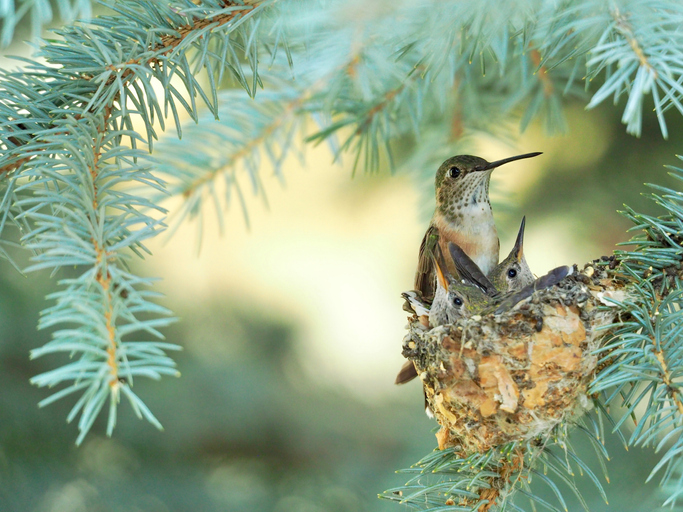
[401,263,629,453]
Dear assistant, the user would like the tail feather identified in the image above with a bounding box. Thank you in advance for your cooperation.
[402,290,430,317]
[395,360,418,385]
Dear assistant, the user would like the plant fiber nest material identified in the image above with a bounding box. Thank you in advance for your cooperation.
[401,264,628,454]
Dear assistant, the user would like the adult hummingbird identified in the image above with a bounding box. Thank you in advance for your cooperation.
[488,216,535,293]
[414,152,542,302]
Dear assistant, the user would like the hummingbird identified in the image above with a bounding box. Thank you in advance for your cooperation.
[428,242,499,326]
[493,265,572,315]
[488,216,535,293]
[414,152,542,303]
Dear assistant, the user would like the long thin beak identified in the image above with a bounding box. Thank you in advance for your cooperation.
[513,216,526,262]
[477,152,542,171]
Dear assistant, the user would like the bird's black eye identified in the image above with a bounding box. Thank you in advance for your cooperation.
[452,296,463,307]
[507,268,517,278]
[448,166,461,178]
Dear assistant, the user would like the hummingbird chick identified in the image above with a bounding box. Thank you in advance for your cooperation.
[428,243,497,327]
[402,290,430,318]
[396,229,539,387]
[494,265,573,315]
[488,216,534,293]
[414,152,542,303]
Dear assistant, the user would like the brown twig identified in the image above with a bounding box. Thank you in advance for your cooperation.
[612,6,658,79]
[476,448,525,511]
[530,49,553,98]
[355,85,405,135]
[653,341,683,417]
[449,80,464,141]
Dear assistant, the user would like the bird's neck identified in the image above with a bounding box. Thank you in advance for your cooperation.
[435,199,494,227]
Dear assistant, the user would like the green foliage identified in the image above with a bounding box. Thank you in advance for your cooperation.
[0,0,275,444]
[590,161,683,507]
[2,5,683,511]
[148,87,308,234]
[380,410,612,512]
[143,0,683,231]
[17,114,179,445]
[0,0,94,47]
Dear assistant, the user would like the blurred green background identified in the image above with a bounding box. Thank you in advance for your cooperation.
[3,10,683,512]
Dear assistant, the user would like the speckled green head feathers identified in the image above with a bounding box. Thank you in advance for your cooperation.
[434,155,490,191]
[434,152,543,214]
[435,155,493,218]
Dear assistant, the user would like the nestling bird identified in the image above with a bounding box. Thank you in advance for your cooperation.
[414,152,542,303]
[397,246,572,391]
[447,237,571,317]
[400,245,493,326]
[401,290,430,318]
[493,265,572,315]
[488,216,534,293]
[428,243,498,327]
[399,242,501,413]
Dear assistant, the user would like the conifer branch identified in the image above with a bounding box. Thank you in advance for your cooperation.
[0,0,275,444]
[180,90,303,199]
[1,0,262,177]
[19,111,179,444]
[381,160,683,510]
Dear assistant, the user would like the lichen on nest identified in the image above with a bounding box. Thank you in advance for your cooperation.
[401,263,630,453]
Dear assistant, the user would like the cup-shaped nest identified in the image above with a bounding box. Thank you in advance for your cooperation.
[401,264,627,454]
